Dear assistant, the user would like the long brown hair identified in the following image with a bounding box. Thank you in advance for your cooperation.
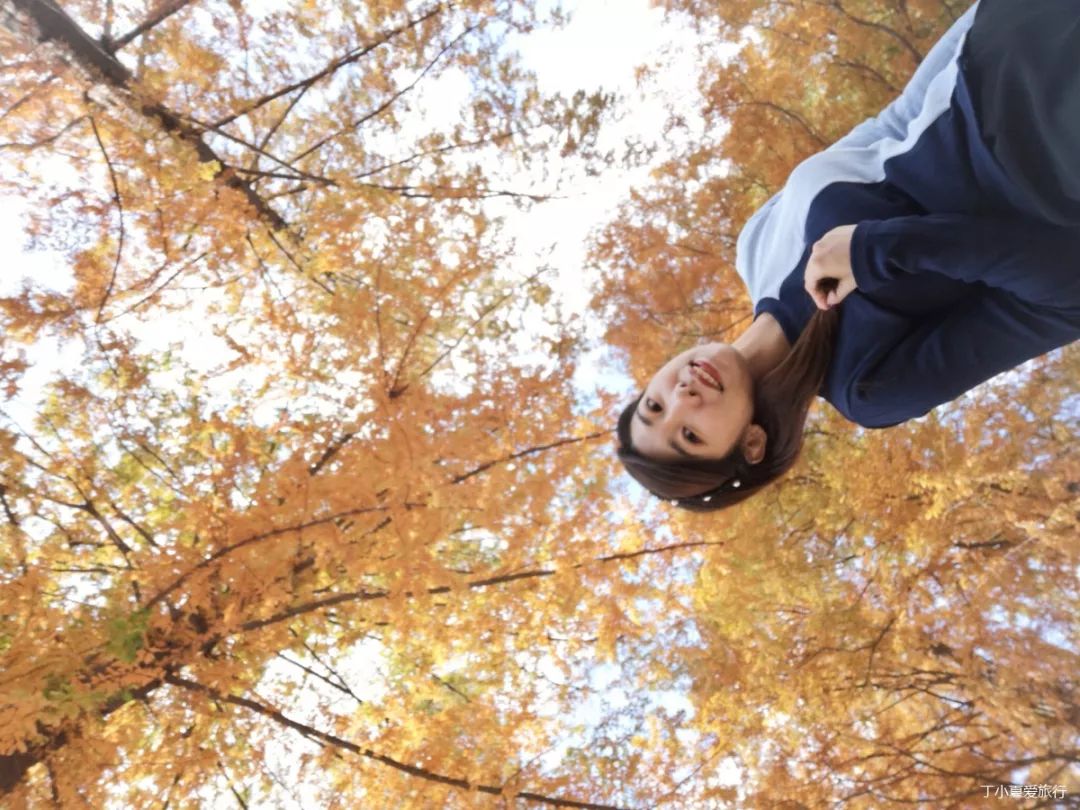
[616,306,841,512]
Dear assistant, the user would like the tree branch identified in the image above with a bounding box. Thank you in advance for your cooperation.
[400,268,548,396]
[142,502,390,612]
[351,129,516,180]
[106,0,196,52]
[88,114,124,323]
[164,673,630,810]
[741,100,828,148]
[829,57,899,93]
[237,538,724,634]
[11,0,288,231]
[208,3,448,132]
[0,72,59,123]
[290,18,475,164]
[245,85,312,174]
[0,483,20,526]
[0,113,88,153]
[826,0,923,65]
[451,430,612,484]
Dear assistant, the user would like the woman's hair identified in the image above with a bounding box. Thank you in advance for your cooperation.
[616,306,841,512]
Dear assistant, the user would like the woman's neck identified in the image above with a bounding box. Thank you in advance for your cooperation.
[733,311,792,382]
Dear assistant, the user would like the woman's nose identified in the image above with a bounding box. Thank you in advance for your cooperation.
[676,380,700,398]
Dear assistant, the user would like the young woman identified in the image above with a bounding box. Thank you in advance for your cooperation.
[617,0,1080,511]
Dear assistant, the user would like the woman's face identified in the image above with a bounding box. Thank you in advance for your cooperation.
[629,342,757,462]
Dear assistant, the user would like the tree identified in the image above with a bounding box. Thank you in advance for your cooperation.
[2,0,1077,806]
[0,1,684,806]
[588,0,1080,806]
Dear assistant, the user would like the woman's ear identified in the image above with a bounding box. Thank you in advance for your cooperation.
[740,423,768,465]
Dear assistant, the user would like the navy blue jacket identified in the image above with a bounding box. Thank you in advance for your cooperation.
[735,0,1080,428]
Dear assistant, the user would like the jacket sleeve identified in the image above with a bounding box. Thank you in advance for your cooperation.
[846,213,1080,428]
[828,1,980,151]
[850,213,1080,312]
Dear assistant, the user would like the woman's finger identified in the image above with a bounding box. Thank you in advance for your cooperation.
[807,266,836,310]
[804,260,822,308]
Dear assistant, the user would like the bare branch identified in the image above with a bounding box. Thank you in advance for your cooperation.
[265,229,335,296]
[11,0,289,231]
[276,652,364,704]
[101,250,211,324]
[352,129,516,180]
[431,673,471,703]
[215,758,249,810]
[0,72,59,123]
[107,0,196,51]
[290,19,476,164]
[143,502,390,611]
[208,3,448,131]
[826,0,923,65]
[246,84,312,173]
[237,538,724,634]
[399,268,546,396]
[741,100,828,148]
[0,483,19,526]
[829,58,899,93]
[365,182,555,202]
[0,113,88,152]
[88,114,124,323]
[164,673,630,810]
[451,430,612,484]
[106,497,160,548]
[307,428,359,476]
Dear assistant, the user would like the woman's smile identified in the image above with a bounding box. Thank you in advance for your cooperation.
[690,359,724,391]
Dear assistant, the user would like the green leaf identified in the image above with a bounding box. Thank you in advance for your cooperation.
[105,607,152,663]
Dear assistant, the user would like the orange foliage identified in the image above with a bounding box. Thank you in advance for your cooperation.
[0,0,1076,808]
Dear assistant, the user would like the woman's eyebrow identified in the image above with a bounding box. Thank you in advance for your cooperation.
[636,409,692,457]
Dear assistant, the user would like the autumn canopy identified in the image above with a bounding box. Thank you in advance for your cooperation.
[0,0,1076,807]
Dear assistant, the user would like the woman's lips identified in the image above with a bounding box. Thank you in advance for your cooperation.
[692,359,723,390]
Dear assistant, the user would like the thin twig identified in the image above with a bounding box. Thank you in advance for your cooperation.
[165,673,630,810]
[88,115,125,323]
[208,4,448,131]
[107,0,196,51]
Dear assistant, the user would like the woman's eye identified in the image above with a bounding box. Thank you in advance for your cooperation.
[645,398,661,413]
[682,428,702,445]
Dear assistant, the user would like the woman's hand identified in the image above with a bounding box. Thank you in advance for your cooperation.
[804,224,858,310]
